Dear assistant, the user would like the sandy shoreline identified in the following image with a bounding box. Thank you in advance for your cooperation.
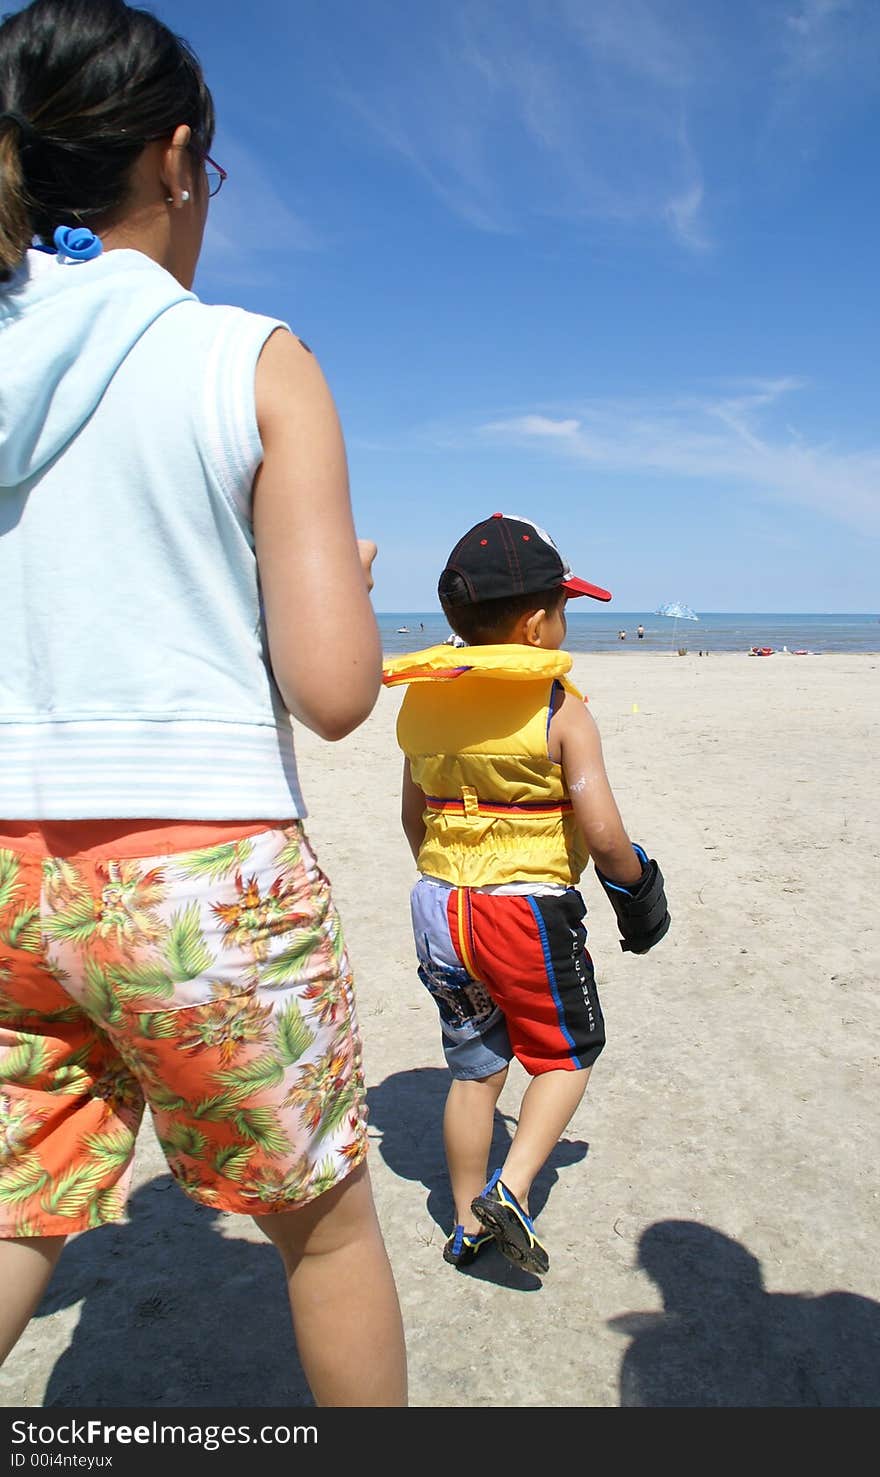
[2,651,879,1408]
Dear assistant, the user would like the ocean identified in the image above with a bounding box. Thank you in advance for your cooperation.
[377,611,880,656]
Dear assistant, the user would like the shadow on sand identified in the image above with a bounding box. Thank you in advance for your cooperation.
[367,1066,588,1291]
[28,1165,879,1406]
[609,1220,880,1407]
[33,1177,309,1408]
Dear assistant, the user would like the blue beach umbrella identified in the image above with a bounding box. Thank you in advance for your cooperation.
[656,600,699,650]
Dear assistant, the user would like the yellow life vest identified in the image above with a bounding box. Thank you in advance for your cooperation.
[383,643,589,887]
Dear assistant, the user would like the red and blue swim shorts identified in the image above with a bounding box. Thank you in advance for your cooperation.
[410,876,605,1079]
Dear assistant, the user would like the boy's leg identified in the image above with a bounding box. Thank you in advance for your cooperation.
[256,1162,407,1407]
[499,1066,591,1213]
[0,1236,67,1365]
[443,1067,508,1232]
[466,889,605,1263]
[410,875,513,1238]
[470,1068,591,1276]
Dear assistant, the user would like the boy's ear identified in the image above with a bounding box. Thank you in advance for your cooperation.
[523,608,547,646]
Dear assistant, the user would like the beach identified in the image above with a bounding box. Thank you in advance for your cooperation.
[2,650,879,1408]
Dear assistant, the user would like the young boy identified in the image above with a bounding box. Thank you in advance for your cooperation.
[383,513,670,1276]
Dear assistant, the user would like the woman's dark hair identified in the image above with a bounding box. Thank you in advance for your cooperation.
[439,570,566,645]
[0,0,214,274]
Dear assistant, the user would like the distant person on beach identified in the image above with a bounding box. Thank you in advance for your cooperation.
[618,629,627,640]
[637,624,645,640]
[384,513,670,1275]
[0,0,405,1406]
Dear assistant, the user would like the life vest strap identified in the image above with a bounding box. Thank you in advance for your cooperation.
[425,794,574,817]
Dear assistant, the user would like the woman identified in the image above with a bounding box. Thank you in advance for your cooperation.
[0,0,406,1406]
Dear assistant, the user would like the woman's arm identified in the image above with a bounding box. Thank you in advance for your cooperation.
[253,328,382,741]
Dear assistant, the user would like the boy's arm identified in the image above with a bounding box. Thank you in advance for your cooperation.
[554,692,642,884]
[401,758,427,863]
[555,692,670,953]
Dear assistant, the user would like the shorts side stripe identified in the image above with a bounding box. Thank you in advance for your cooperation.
[526,894,580,1068]
[454,888,480,979]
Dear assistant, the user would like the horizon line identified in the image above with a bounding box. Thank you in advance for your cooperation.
[373,608,880,618]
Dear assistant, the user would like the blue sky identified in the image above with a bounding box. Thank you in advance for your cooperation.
[65,2,880,608]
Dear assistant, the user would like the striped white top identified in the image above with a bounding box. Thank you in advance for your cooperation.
[0,718,304,821]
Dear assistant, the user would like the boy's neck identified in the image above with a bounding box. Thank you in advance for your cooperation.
[498,637,562,651]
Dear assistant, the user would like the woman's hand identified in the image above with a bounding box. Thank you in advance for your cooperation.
[358,539,378,592]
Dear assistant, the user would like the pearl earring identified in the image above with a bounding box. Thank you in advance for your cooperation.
[165,190,191,204]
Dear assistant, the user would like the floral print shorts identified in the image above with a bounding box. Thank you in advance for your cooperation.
[0,820,368,1237]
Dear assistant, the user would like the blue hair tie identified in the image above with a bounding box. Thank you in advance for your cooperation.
[53,224,103,262]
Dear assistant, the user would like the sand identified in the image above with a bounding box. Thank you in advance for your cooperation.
[2,650,879,1408]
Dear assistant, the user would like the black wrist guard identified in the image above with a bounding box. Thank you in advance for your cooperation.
[595,844,670,954]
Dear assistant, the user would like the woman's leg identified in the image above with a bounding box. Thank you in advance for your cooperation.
[0,1235,67,1366]
[256,1161,407,1408]
[500,1066,591,1212]
[443,1068,508,1231]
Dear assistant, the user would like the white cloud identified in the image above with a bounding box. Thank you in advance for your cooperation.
[558,0,695,87]
[335,0,709,250]
[664,181,710,251]
[478,380,880,535]
[485,415,581,438]
[783,0,855,78]
[771,0,880,125]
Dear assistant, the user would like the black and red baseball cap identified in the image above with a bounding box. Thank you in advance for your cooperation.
[438,512,612,605]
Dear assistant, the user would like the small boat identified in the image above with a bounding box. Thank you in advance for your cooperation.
[397,626,410,633]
